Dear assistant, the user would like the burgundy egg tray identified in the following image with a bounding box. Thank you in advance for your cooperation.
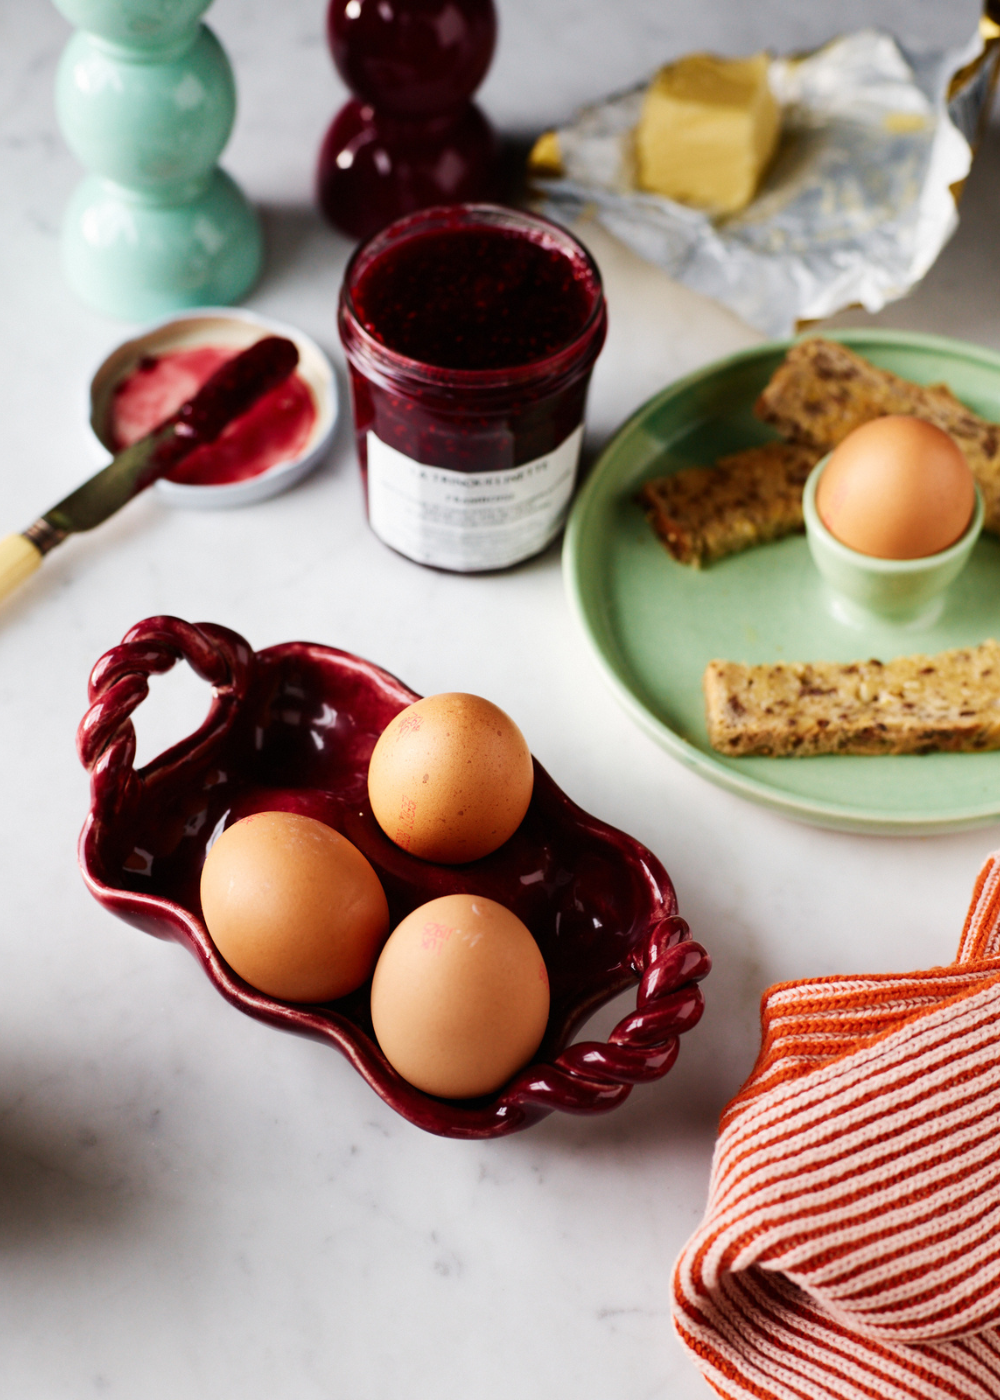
[77,616,709,1139]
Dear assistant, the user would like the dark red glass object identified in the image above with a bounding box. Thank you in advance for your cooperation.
[317,0,499,240]
[317,99,496,241]
[339,203,607,570]
[77,617,709,1140]
[328,0,496,116]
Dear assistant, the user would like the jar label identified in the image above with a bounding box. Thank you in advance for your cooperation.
[366,425,584,571]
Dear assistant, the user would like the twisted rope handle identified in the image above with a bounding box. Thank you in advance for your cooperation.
[506,915,710,1116]
[77,616,253,824]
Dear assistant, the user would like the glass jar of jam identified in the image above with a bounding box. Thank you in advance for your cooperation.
[338,203,607,572]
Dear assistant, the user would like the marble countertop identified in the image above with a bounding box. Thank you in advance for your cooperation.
[1,2,997,1396]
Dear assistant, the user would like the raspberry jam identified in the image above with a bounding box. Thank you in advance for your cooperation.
[338,204,607,572]
[351,226,593,371]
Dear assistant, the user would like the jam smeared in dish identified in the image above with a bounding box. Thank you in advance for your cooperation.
[351,227,593,371]
[111,346,316,486]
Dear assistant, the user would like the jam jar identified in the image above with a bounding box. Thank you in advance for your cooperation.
[338,203,607,572]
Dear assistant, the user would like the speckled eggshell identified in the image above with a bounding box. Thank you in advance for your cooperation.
[367,693,534,863]
[370,894,550,1099]
[200,811,390,1002]
[816,416,976,559]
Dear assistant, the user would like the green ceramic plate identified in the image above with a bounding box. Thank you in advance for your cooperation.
[563,330,1000,834]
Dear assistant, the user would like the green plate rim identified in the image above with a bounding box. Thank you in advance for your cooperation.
[563,328,1000,836]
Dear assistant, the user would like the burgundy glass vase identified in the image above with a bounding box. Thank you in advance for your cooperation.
[317,0,499,241]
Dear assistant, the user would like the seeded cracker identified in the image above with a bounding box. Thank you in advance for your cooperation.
[638,442,820,567]
[754,338,1000,534]
[703,641,1000,757]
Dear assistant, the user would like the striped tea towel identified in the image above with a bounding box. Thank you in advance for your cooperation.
[673,851,1000,1400]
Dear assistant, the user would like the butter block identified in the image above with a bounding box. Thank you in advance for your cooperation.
[528,130,563,177]
[635,52,780,215]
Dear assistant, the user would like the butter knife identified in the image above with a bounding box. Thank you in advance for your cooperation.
[0,335,299,606]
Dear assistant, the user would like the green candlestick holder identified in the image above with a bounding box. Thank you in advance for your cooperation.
[54,0,262,320]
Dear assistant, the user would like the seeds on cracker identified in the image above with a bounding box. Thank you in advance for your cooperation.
[638,441,819,567]
[703,641,1000,757]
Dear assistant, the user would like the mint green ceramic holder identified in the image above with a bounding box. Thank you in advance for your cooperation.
[54,0,262,320]
[803,455,984,628]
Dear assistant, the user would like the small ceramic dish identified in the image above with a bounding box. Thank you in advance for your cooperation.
[803,455,985,627]
[77,617,709,1140]
[88,309,338,509]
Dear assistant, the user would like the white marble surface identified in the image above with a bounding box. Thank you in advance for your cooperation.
[1,2,998,1396]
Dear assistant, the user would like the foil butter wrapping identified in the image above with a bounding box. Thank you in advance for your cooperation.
[531,25,1000,337]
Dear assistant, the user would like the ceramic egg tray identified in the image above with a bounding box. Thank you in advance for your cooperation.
[77,617,709,1139]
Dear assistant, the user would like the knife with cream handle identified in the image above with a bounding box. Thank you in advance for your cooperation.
[0,335,299,607]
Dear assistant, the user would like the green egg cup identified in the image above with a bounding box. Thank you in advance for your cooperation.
[803,455,984,629]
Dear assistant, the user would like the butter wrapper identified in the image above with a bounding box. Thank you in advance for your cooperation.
[530,23,1000,337]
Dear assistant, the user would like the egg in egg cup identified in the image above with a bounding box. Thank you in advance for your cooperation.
[803,455,984,628]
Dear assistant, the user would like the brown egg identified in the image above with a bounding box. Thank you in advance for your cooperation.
[367,693,534,864]
[816,416,975,559]
[370,894,550,1099]
[199,811,389,1002]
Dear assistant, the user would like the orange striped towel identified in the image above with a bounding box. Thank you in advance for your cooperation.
[673,851,1000,1400]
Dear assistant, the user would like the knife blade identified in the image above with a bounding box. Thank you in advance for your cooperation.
[0,335,299,606]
